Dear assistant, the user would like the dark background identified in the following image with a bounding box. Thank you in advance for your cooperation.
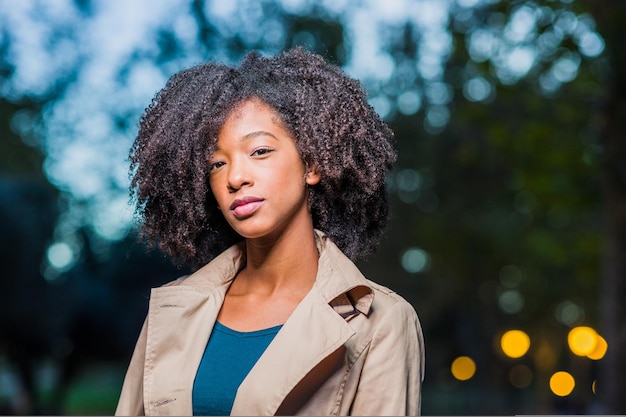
[1,0,624,414]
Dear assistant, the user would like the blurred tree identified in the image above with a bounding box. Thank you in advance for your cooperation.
[358,0,617,413]
[0,98,186,415]
[580,0,626,412]
[0,97,59,414]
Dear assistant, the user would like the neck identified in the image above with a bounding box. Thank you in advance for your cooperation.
[240,224,319,295]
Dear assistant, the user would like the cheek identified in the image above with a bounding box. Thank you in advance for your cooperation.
[208,177,217,193]
[275,161,304,184]
[209,178,225,206]
[277,170,308,200]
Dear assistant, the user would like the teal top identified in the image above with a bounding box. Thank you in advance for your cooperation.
[192,322,282,416]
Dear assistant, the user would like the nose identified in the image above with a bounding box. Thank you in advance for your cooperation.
[226,157,252,192]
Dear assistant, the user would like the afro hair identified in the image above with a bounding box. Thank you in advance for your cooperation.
[130,47,396,269]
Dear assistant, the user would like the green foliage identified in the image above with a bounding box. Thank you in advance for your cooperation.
[359,2,610,412]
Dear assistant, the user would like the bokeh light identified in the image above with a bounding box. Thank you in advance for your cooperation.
[586,334,608,360]
[401,247,430,274]
[568,326,597,356]
[46,242,74,270]
[509,364,533,388]
[555,300,584,326]
[533,338,558,372]
[578,31,605,57]
[463,76,493,102]
[451,356,476,381]
[498,289,525,314]
[395,168,422,203]
[501,329,531,358]
[397,90,422,115]
[550,371,575,397]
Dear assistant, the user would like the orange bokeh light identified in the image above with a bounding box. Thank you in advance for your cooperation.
[568,326,597,356]
[451,356,476,381]
[550,371,575,397]
[501,330,531,358]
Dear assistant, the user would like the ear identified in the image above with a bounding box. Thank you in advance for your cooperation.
[304,165,321,186]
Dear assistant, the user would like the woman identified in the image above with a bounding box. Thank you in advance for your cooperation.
[116,47,424,416]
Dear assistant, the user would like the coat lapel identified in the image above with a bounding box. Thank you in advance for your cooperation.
[142,245,244,415]
[143,287,219,415]
[230,286,356,416]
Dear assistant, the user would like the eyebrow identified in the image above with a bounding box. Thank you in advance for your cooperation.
[240,130,279,142]
[213,130,280,152]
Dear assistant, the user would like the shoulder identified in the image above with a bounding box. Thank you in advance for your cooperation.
[366,279,419,323]
[159,275,189,288]
[357,280,424,367]
[343,277,424,375]
[316,231,418,320]
[153,242,245,292]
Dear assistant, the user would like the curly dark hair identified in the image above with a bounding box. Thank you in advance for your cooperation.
[130,47,396,269]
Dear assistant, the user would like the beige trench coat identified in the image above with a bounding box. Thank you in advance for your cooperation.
[115,231,425,416]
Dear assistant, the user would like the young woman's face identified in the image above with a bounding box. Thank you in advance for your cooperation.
[209,99,320,240]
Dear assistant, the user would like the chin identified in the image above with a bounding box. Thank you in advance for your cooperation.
[228,222,273,240]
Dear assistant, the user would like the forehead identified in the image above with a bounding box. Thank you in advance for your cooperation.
[209,98,303,158]
[226,98,281,122]
[218,99,288,136]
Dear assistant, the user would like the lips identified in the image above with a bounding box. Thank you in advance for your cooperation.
[229,196,265,218]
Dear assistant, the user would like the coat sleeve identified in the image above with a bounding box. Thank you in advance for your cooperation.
[115,319,148,416]
[350,299,425,416]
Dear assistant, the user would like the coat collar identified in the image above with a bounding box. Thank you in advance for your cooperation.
[143,230,374,415]
[180,229,374,315]
[231,279,356,415]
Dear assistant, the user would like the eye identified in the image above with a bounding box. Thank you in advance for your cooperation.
[251,147,274,157]
[208,161,225,172]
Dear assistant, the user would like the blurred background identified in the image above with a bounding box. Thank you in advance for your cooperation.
[0,0,624,414]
